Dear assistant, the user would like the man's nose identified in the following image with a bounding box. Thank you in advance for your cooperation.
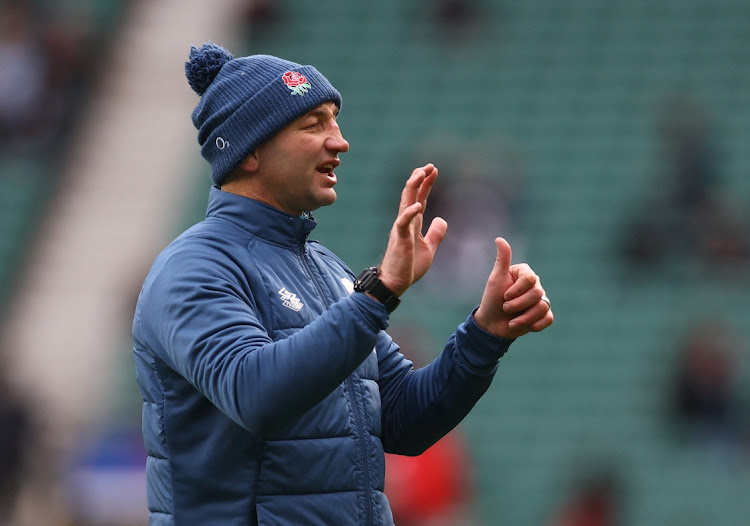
[327,128,349,153]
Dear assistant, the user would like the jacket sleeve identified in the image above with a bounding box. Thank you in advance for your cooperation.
[377,310,513,456]
[133,244,388,435]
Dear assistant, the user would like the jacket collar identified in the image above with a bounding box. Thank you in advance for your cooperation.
[205,186,316,246]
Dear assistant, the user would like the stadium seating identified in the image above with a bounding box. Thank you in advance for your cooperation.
[0,158,51,309]
[0,0,132,309]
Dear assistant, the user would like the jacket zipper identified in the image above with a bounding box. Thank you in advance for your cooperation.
[297,239,328,306]
[347,376,373,525]
[298,239,374,525]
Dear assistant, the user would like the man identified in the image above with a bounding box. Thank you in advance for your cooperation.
[133,42,553,526]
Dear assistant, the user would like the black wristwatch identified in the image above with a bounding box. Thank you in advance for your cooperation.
[354,267,401,313]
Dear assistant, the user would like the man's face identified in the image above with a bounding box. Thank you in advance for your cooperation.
[254,102,349,215]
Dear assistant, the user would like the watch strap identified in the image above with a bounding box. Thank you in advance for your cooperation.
[354,267,401,313]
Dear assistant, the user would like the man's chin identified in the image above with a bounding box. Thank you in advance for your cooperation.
[318,190,337,208]
[305,192,337,213]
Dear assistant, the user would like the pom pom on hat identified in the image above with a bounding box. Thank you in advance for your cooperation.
[186,42,342,186]
[185,42,234,95]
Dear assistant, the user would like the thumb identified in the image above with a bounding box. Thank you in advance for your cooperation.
[494,237,512,276]
[424,217,448,253]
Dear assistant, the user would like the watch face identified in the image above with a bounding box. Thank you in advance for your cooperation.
[354,267,380,291]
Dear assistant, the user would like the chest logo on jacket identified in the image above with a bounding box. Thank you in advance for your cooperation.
[278,287,304,312]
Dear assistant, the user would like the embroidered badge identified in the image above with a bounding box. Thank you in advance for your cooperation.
[282,71,311,96]
[278,287,304,312]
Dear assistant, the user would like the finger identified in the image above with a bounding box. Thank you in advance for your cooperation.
[399,168,427,213]
[417,165,438,208]
[420,162,435,177]
[507,301,551,330]
[423,217,448,253]
[528,310,554,332]
[494,237,512,277]
[411,166,436,241]
[503,264,538,300]
[502,286,545,314]
[415,168,438,240]
[393,202,423,234]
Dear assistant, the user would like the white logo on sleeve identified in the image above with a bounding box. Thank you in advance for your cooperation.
[278,287,304,312]
[340,278,354,294]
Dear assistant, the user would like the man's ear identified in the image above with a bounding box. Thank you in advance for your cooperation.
[237,150,260,173]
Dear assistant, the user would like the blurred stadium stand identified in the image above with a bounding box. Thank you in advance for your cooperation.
[2,0,750,524]
[0,0,131,313]
[0,0,245,523]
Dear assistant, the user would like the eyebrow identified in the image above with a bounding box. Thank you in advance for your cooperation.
[304,105,339,120]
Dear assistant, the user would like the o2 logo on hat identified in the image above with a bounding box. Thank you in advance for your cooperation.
[215,137,229,150]
[282,71,311,96]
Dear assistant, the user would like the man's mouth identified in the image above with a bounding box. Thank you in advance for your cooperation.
[316,161,339,181]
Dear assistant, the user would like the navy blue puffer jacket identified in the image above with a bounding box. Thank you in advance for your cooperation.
[133,187,512,525]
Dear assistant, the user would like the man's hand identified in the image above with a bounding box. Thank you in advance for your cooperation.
[474,238,554,339]
[378,164,448,296]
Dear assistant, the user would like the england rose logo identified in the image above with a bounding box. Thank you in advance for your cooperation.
[282,71,311,95]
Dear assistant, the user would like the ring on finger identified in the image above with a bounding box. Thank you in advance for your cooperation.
[541,295,551,307]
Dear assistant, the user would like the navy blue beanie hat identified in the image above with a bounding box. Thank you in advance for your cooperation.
[185,42,343,186]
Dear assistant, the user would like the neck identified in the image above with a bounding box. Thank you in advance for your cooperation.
[221,177,271,205]
[220,179,303,216]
